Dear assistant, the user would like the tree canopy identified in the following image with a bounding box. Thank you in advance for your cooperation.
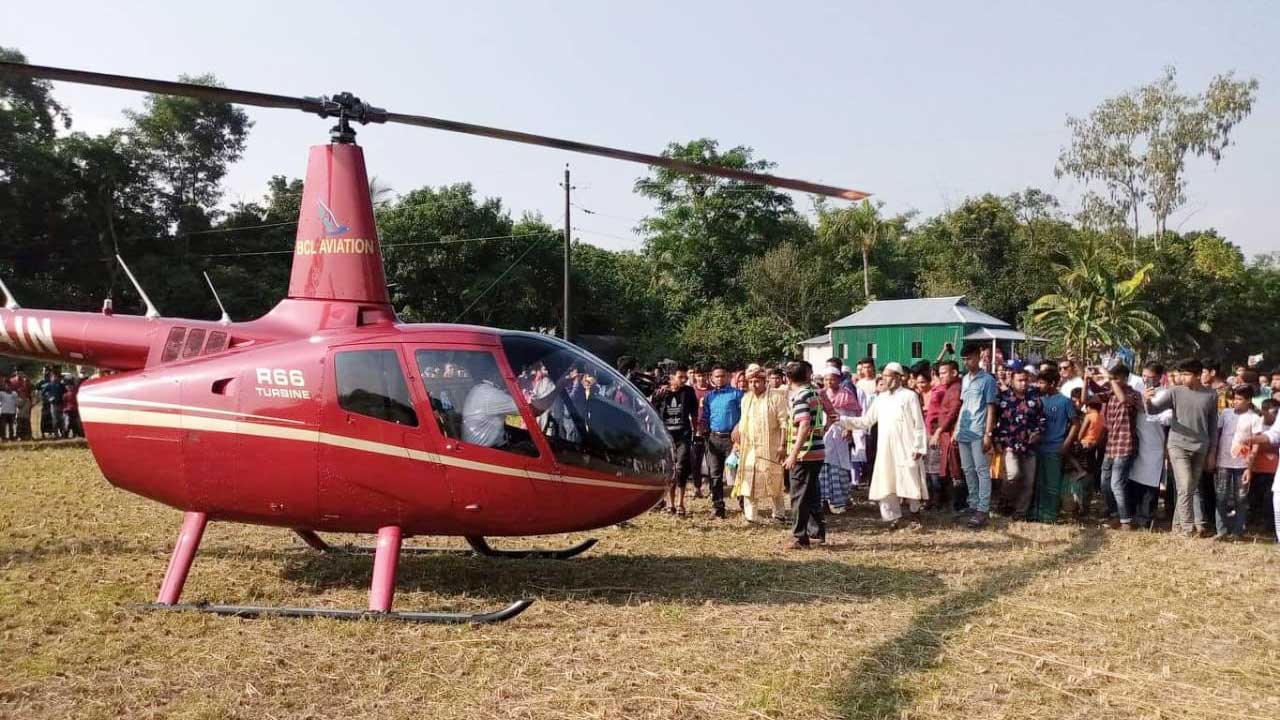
[1,48,1275,372]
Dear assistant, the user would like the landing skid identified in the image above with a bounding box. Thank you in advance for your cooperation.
[132,599,532,624]
[294,529,598,560]
[144,512,534,624]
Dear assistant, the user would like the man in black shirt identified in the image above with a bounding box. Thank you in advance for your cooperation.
[653,364,699,517]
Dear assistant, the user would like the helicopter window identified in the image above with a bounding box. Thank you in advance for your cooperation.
[161,327,186,363]
[182,329,207,359]
[334,350,418,427]
[203,331,228,355]
[500,334,670,483]
[414,350,538,457]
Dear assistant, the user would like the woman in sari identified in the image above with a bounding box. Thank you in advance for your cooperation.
[818,367,866,513]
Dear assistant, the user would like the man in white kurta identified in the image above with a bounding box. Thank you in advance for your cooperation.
[840,362,930,529]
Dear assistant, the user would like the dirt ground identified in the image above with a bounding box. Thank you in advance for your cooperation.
[1,446,1277,719]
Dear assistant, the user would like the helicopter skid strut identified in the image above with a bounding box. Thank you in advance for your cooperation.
[139,512,533,624]
[294,529,598,560]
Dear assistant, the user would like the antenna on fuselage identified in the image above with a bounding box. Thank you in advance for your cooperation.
[0,276,20,310]
[115,254,160,319]
[203,271,231,324]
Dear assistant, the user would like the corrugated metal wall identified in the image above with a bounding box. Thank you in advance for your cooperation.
[832,324,967,368]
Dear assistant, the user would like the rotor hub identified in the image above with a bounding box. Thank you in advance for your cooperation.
[305,92,387,143]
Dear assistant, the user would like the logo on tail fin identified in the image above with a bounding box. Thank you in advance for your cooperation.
[317,200,349,236]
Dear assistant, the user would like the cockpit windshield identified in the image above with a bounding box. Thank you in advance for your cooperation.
[500,333,671,483]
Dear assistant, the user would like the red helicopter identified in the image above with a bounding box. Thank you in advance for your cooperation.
[0,61,869,623]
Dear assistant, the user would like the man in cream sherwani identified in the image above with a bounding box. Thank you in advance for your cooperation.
[840,362,929,530]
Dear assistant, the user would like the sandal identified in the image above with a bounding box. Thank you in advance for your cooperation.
[967,512,988,529]
[676,507,687,518]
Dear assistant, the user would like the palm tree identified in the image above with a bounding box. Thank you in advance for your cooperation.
[368,175,395,208]
[818,199,885,300]
[1030,237,1164,360]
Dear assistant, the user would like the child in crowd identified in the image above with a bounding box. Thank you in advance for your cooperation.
[0,382,15,440]
[1215,386,1264,540]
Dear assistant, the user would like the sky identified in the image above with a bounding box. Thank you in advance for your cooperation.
[8,0,1279,258]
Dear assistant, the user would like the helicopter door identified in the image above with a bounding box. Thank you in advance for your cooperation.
[318,345,449,531]
[408,345,548,533]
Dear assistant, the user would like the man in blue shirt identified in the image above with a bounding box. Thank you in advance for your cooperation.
[956,345,998,527]
[1032,367,1079,523]
[701,366,745,519]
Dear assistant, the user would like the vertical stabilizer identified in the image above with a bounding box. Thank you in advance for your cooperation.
[287,143,390,305]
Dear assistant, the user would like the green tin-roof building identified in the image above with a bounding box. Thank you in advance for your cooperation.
[825,296,1026,368]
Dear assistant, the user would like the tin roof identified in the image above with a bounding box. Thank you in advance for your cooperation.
[798,333,831,346]
[963,327,1027,341]
[826,296,1011,329]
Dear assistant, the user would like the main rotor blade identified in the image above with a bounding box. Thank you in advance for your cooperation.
[1,61,870,200]
[0,61,323,113]
[384,111,869,199]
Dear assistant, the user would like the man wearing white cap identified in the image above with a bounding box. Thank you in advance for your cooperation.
[732,364,790,523]
[839,362,930,530]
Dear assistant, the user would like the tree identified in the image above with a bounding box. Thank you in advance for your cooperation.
[379,184,563,329]
[817,199,886,299]
[912,194,1059,324]
[1056,66,1258,248]
[635,138,800,310]
[1030,236,1164,359]
[125,74,252,235]
[738,242,846,349]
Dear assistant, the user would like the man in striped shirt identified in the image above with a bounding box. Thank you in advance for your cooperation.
[783,361,826,549]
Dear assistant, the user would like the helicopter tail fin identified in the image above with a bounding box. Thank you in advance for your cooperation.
[287,143,391,307]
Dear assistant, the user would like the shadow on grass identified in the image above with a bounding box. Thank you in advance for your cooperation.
[831,529,1106,718]
[278,551,943,606]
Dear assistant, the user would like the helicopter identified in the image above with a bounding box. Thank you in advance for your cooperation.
[0,60,870,623]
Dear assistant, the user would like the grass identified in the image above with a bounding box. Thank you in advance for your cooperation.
[0,445,1276,719]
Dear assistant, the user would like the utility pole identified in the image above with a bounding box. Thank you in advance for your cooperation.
[561,164,573,343]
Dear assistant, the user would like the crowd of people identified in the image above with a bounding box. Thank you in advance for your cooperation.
[0,368,85,441]
[627,347,1280,550]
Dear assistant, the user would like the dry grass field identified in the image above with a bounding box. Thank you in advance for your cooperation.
[1,445,1277,719]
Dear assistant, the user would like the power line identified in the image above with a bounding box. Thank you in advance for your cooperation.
[452,231,557,323]
[573,226,642,245]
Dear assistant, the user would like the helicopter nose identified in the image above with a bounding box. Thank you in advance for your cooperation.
[562,478,666,530]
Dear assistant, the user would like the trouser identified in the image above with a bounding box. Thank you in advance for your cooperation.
[957,439,991,513]
[1130,482,1160,528]
[668,433,692,489]
[705,432,733,514]
[66,410,82,438]
[743,494,787,522]
[1001,450,1038,518]
[40,403,52,437]
[50,404,64,438]
[1199,470,1218,534]
[1101,454,1136,524]
[878,495,921,523]
[1032,451,1064,523]
[951,475,969,511]
[1214,468,1248,538]
[0,413,13,440]
[1273,481,1280,543]
[689,436,706,491]
[1249,473,1274,533]
[1168,445,1208,532]
[926,474,943,507]
[1077,446,1103,518]
[16,410,31,440]
[789,460,825,543]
